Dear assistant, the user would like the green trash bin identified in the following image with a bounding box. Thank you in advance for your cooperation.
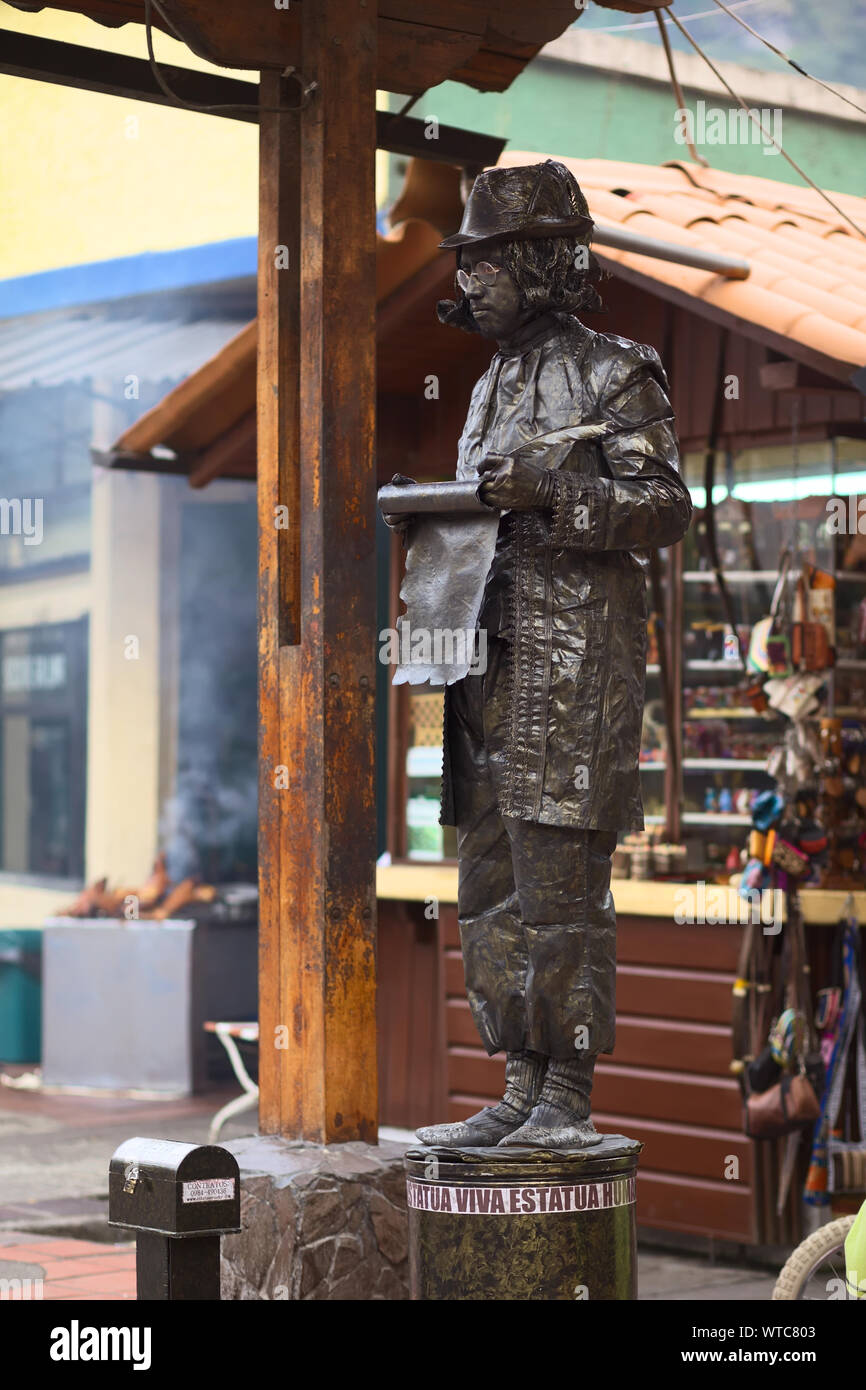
[0,930,42,1063]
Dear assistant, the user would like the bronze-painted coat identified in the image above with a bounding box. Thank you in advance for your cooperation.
[440,312,693,833]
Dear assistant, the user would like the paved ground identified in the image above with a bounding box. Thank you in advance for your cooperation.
[0,1068,254,1230]
[639,1251,777,1300]
[0,1233,135,1301]
[0,1233,778,1302]
[0,1075,781,1300]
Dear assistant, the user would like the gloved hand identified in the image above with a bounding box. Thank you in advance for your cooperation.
[477,454,556,511]
[382,473,417,534]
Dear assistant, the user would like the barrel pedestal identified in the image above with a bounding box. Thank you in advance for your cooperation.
[406,1134,642,1301]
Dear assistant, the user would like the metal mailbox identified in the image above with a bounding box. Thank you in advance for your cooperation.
[109,1137,241,1238]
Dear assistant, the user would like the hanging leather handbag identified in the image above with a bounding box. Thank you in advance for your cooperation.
[745,1068,821,1140]
[746,1046,782,1095]
[747,549,792,676]
[791,565,835,671]
[830,1147,866,1193]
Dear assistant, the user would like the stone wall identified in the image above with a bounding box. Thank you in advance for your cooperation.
[220,1136,409,1300]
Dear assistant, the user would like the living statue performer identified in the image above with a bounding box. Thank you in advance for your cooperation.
[385,161,693,1147]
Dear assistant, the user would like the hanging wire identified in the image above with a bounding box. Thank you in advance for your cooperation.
[389,92,425,122]
[709,0,866,120]
[143,0,316,115]
[790,393,801,565]
[655,9,710,167]
[662,7,866,241]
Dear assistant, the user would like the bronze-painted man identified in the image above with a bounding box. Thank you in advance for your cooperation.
[392,161,692,1148]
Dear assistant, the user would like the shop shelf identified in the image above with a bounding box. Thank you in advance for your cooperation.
[682,758,769,770]
[685,659,747,671]
[406,746,443,777]
[682,812,752,826]
[684,708,783,719]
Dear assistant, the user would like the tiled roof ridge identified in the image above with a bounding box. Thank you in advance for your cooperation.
[503,153,866,240]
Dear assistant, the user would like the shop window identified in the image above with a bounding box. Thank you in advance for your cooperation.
[0,619,87,879]
[405,690,457,861]
[679,440,866,876]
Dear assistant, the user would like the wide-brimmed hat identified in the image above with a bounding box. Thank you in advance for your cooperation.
[438,160,593,250]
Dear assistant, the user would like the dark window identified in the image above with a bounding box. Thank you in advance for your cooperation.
[0,619,87,877]
[163,499,258,883]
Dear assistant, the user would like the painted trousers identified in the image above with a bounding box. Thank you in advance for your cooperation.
[449,636,618,1061]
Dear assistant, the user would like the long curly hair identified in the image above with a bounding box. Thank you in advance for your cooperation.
[437,235,605,333]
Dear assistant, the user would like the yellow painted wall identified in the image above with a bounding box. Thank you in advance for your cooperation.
[0,4,391,280]
[0,7,259,277]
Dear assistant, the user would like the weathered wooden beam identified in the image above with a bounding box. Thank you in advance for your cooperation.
[0,28,256,108]
[0,31,504,165]
[257,67,301,1139]
[142,0,589,92]
[759,359,856,395]
[187,411,256,488]
[257,2,379,1143]
[90,447,190,477]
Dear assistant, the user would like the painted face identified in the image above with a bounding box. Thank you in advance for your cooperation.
[458,245,535,343]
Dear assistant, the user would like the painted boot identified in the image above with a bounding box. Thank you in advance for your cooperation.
[498,1054,602,1148]
[416,1051,546,1147]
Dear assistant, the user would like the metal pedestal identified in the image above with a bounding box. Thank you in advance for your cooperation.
[406,1134,642,1301]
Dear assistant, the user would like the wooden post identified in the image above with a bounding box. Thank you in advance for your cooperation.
[257,2,378,1142]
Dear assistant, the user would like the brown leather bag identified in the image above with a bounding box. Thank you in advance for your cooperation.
[745,1070,820,1140]
[792,620,831,671]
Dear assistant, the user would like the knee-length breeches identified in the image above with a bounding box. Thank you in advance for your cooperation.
[449,637,618,1060]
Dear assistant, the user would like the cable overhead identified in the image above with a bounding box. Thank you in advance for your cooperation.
[143,0,315,115]
[591,0,765,33]
[709,0,866,120]
[655,9,710,167]
[662,6,866,242]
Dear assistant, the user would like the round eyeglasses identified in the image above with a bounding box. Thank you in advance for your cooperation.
[456,262,502,292]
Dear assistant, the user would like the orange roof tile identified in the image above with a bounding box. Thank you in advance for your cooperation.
[500,152,866,383]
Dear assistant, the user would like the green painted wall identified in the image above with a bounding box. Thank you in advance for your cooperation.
[415,58,865,197]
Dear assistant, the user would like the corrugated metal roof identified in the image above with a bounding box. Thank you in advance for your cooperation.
[0,312,249,390]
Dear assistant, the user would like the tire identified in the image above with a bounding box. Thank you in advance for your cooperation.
[772,1216,856,1300]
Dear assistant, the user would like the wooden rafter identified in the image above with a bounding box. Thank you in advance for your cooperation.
[5,0,671,93]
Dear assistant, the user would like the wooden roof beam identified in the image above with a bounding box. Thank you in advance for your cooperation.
[759,359,865,395]
[0,31,504,165]
[187,411,256,488]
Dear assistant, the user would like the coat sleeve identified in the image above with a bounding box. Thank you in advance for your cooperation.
[547,346,693,552]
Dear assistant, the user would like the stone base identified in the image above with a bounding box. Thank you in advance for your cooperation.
[406,1134,642,1300]
[219,1135,410,1300]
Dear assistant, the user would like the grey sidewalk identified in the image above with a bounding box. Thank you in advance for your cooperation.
[639,1251,777,1300]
